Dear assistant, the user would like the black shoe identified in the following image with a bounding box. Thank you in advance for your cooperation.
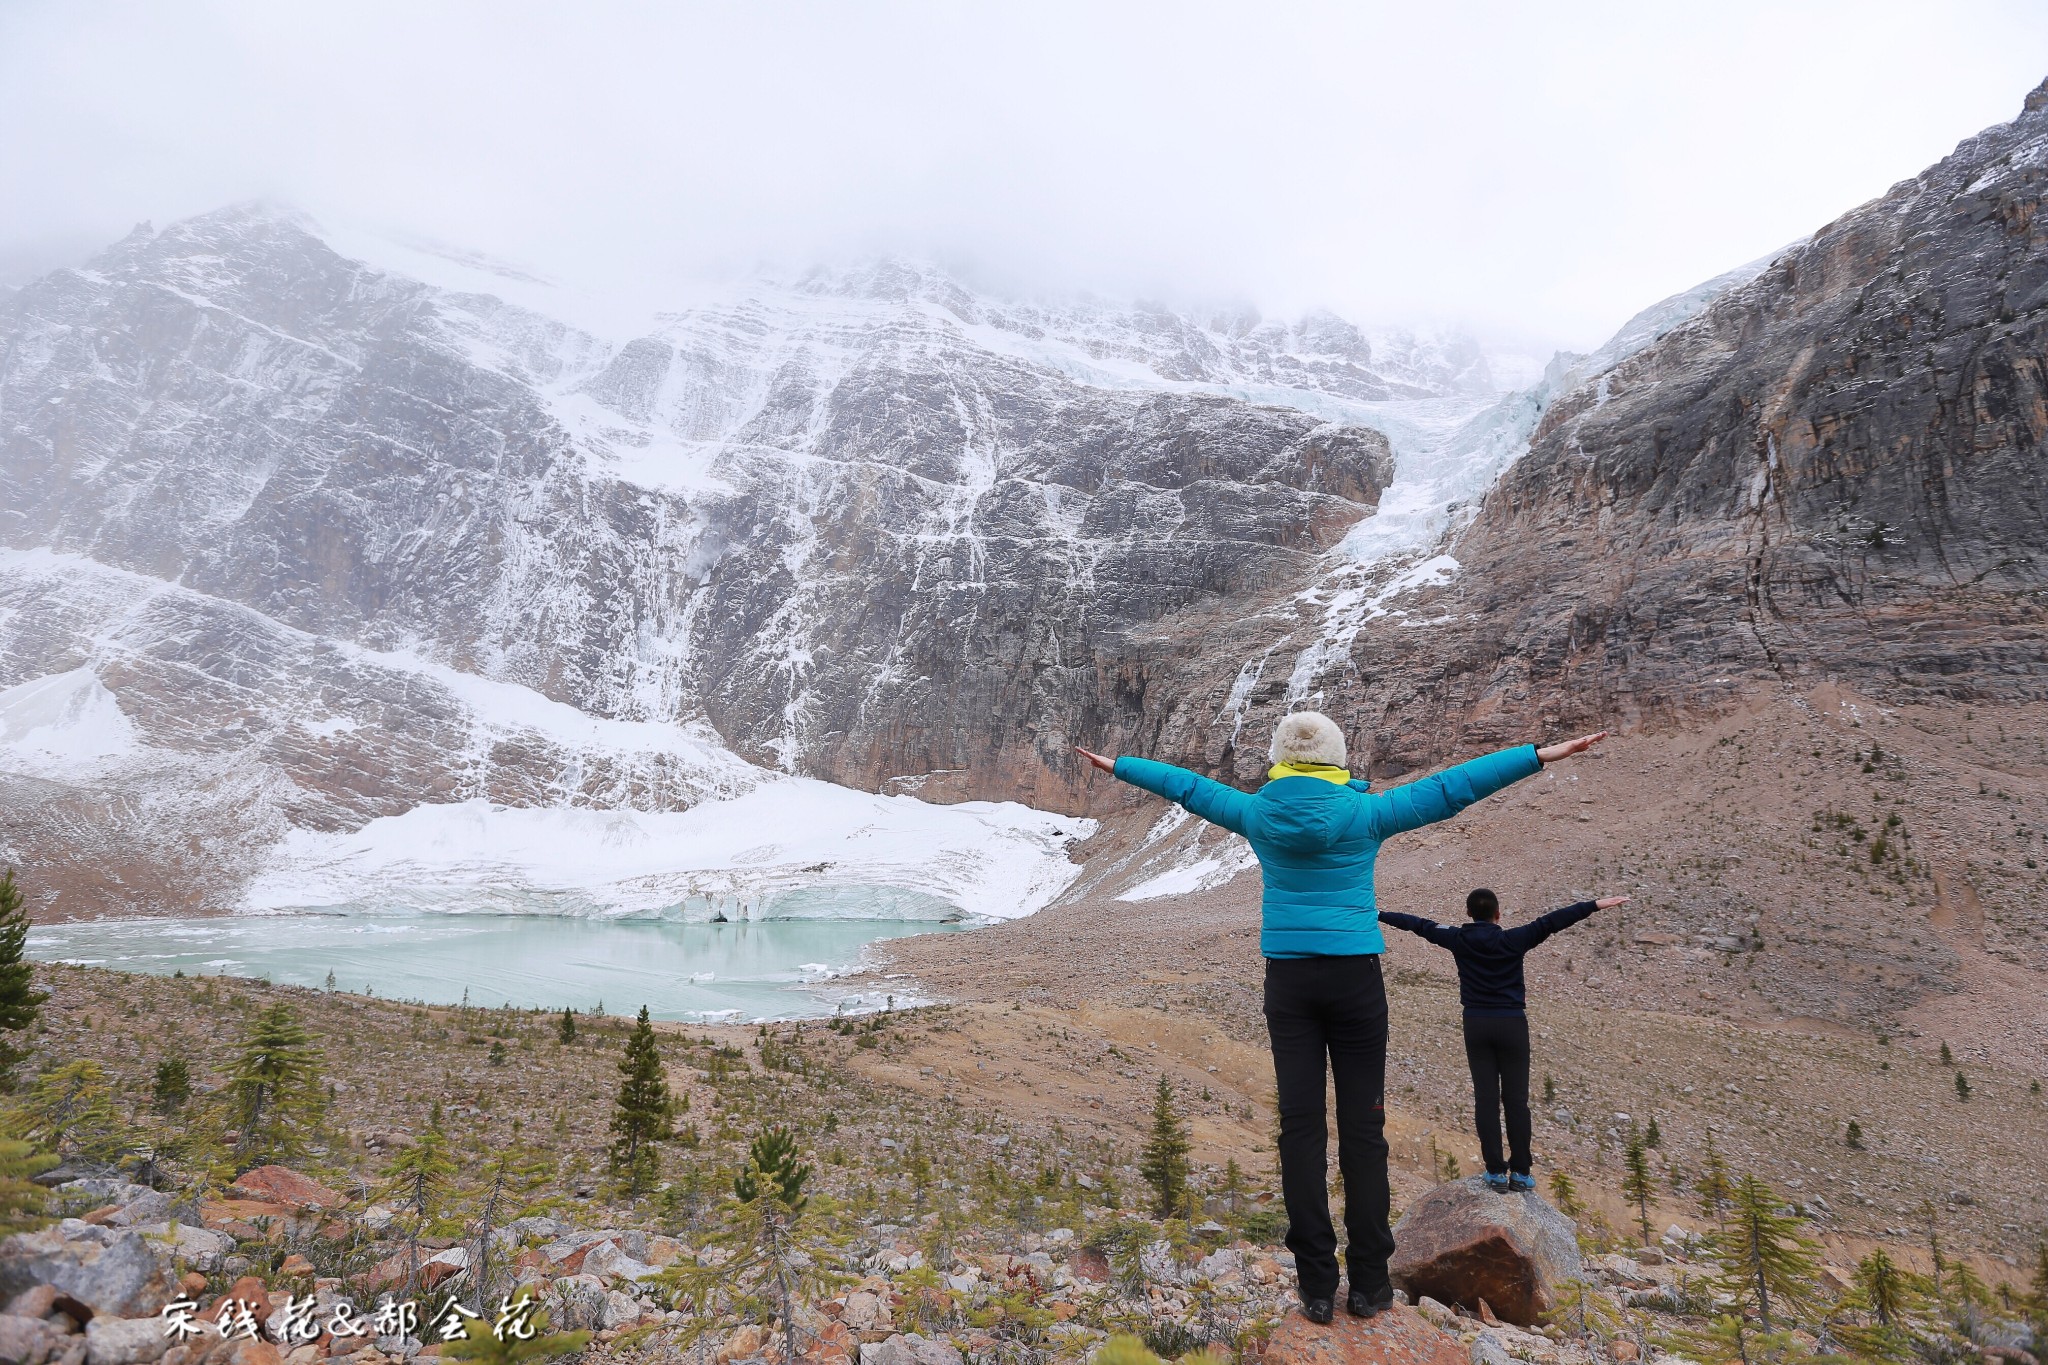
[1301,1296,1334,1325]
[1346,1287,1395,1318]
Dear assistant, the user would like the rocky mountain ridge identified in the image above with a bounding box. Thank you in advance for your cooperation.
[0,207,1503,913]
[5,79,2047,927]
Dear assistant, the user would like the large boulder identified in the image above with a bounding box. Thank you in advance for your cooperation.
[1389,1178,1583,1327]
[1263,1305,1466,1365]
[0,1224,176,1320]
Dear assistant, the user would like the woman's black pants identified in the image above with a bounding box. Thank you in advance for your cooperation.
[1262,953,1392,1301]
[1462,1011,1533,1176]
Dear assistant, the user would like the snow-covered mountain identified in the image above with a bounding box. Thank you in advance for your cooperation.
[0,205,1522,915]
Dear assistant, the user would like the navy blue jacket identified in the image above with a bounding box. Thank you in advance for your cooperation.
[1378,901,1601,1013]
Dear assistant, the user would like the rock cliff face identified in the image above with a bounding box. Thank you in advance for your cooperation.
[1118,77,2048,790]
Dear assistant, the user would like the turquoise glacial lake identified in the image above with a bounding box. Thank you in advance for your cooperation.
[27,911,963,1022]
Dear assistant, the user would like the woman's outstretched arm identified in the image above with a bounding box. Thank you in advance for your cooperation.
[1375,731,1608,838]
[1074,746,1254,836]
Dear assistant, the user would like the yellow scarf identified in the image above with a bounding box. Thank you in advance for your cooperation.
[1267,761,1353,785]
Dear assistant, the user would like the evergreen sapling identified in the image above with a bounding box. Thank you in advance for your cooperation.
[0,869,48,1090]
[0,1136,56,1232]
[609,1006,674,1196]
[229,1003,324,1168]
[1709,1174,1823,1335]
[1138,1076,1193,1220]
[1621,1129,1655,1244]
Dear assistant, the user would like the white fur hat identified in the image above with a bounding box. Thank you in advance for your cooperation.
[1269,710,1347,768]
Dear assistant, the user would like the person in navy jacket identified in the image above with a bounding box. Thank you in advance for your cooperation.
[1076,712,1606,1324]
[1381,888,1630,1192]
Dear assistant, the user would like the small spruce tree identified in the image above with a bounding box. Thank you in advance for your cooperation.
[1218,1157,1247,1222]
[1695,1133,1735,1235]
[1709,1174,1823,1334]
[466,1129,557,1314]
[0,869,49,1090]
[1543,1275,1621,1345]
[2027,1240,2048,1340]
[1954,1071,1971,1101]
[558,1007,577,1045]
[1643,1114,1661,1148]
[1547,1169,1585,1218]
[442,1288,587,1364]
[229,1003,324,1167]
[1851,1246,1920,1330]
[608,1006,674,1195]
[152,1057,192,1114]
[1939,1041,1953,1065]
[1621,1129,1655,1244]
[384,1104,458,1296]
[4,1059,128,1164]
[1920,1199,1946,1303]
[0,1136,56,1232]
[1845,1119,1864,1150]
[660,1125,843,1365]
[1138,1076,1192,1220]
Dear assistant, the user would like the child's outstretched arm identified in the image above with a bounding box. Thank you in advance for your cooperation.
[1503,894,1630,951]
[1075,746,1254,837]
[1377,911,1465,949]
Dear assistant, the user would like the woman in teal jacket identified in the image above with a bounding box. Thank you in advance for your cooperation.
[1076,712,1605,1325]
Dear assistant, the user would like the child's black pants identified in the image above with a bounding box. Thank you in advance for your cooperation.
[1462,1011,1533,1175]
[1263,953,1393,1301]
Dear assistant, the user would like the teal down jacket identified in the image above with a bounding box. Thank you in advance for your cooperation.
[1112,745,1543,958]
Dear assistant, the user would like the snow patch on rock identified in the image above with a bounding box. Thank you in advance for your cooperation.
[0,668,141,776]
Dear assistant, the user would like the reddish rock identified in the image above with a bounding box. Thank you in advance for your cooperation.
[81,1204,123,1227]
[1389,1178,1582,1327]
[555,1240,612,1275]
[1264,1306,1466,1365]
[179,1272,209,1297]
[361,1255,408,1292]
[228,1168,346,1212]
[419,1259,463,1292]
[209,1335,283,1365]
[1067,1248,1110,1283]
[799,1319,856,1365]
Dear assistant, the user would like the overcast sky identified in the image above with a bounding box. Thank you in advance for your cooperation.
[4,1,2046,351]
